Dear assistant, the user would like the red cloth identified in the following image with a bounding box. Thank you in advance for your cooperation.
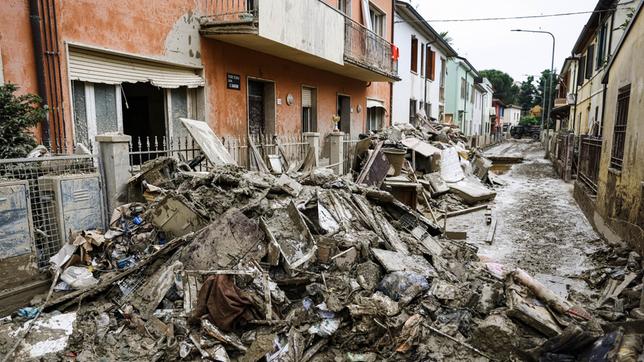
[192,275,254,332]
[391,44,399,60]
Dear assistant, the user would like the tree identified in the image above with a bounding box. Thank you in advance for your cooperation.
[0,83,46,158]
[535,69,558,111]
[479,69,518,105]
[518,76,537,112]
[439,31,454,46]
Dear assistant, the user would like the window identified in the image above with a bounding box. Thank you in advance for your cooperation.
[302,86,316,132]
[369,5,385,37]
[611,85,630,170]
[427,48,436,81]
[409,99,417,123]
[420,43,425,77]
[585,44,594,80]
[470,85,475,103]
[338,0,351,16]
[577,56,586,86]
[410,36,418,73]
[367,106,384,131]
[597,23,607,70]
[460,78,466,99]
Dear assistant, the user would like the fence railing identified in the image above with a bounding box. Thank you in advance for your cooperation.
[129,136,215,173]
[344,18,397,77]
[578,136,602,194]
[129,134,309,173]
[342,134,361,175]
[0,154,99,268]
[200,0,258,24]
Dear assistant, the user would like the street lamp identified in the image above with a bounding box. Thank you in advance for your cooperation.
[511,29,555,157]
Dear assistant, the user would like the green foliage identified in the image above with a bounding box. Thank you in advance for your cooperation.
[0,83,46,158]
[518,76,537,112]
[439,31,453,46]
[519,115,540,126]
[479,69,518,105]
[535,69,558,110]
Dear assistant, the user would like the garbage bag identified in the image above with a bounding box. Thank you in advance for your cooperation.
[377,271,429,301]
[60,266,99,289]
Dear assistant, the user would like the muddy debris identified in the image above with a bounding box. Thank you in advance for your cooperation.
[1,122,642,361]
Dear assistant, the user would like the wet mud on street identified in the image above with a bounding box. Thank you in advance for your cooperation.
[449,139,601,299]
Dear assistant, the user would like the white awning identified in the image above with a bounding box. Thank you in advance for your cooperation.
[366,99,385,109]
[68,46,205,88]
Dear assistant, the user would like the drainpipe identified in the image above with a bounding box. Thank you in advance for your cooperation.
[599,12,615,138]
[29,0,50,147]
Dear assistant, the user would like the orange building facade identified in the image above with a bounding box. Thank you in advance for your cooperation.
[0,0,398,152]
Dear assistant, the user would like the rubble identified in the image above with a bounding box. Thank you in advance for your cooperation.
[2,121,644,361]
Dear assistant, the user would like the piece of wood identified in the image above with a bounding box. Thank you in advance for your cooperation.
[445,230,467,240]
[179,118,236,165]
[201,319,247,352]
[248,135,270,173]
[506,288,562,337]
[371,248,436,278]
[356,142,389,187]
[423,322,494,360]
[485,218,497,244]
[130,260,184,318]
[446,204,489,218]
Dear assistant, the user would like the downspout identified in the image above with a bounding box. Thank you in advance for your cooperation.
[463,66,468,135]
[423,44,428,114]
[389,0,394,127]
[28,0,50,147]
[599,11,615,138]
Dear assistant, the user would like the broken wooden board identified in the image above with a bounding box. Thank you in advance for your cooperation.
[371,248,436,278]
[506,288,562,337]
[261,201,317,275]
[401,137,441,158]
[373,208,409,255]
[248,136,270,173]
[150,195,208,239]
[424,173,449,196]
[485,218,497,245]
[179,208,266,270]
[445,230,467,240]
[356,142,389,187]
[180,118,236,165]
[448,178,497,205]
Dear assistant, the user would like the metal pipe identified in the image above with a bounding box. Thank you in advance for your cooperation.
[28,0,50,148]
[50,0,68,150]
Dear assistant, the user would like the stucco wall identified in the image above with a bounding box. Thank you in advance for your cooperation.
[595,10,644,246]
[392,12,448,124]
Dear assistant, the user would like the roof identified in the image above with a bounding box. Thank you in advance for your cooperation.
[454,56,480,77]
[492,98,505,106]
[505,104,522,110]
[572,0,617,53]
[394,1,458,57]
[603,1,643,83]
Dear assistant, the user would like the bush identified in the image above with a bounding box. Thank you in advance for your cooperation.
[519,115,540,126]
[0,83,46,158]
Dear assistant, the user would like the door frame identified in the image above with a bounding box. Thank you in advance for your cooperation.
[336,93,351,135]
[247,76,276,136]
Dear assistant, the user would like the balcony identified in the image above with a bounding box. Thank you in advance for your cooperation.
[199,0,398,82]
[554,98,568,108]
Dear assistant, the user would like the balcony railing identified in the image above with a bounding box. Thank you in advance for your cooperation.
[578,136,602,194]
[343,18,398,77]
[200,0,257,24]
[553,98,568,108]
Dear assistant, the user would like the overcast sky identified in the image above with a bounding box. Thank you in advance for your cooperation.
[410,0,597,82]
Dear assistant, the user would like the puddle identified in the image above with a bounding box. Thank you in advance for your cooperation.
[490,163,513,175]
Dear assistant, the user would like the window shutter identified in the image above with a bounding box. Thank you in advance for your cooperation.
[302,87,312,107]
[429,50,436,81]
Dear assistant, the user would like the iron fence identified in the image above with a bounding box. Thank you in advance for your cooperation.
[344,18,398,77]
[578,136,603,194]
[0,154,99,268]
[128,136,215,173]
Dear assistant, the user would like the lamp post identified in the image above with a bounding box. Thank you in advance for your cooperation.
[512,29,555,158]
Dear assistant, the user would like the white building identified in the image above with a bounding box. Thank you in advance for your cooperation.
[392,1,458,124]
[479,78,494,134]
[505,105,522,127]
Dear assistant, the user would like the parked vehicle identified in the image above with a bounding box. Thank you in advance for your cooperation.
[510,125,541,140]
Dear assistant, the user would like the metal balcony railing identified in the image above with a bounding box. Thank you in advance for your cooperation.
[200,0,257,24]
[343,18,397,77]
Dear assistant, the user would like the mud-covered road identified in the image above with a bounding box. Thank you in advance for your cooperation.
[449,139,601,299]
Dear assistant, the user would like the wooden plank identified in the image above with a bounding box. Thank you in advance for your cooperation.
[179,118,236,165]
[446,204,489,218]
[484,218,497,244]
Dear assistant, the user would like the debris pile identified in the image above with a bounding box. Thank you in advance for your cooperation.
[1,121,642,361]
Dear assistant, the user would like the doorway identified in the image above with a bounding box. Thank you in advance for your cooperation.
[248,79,276,136]
[337,95,351,134]
[122,83,165,163]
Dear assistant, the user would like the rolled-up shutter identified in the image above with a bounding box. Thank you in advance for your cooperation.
[302,87,312,107]
[68,46,204,88]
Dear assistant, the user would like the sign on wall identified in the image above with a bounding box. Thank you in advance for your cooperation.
[227,73,241,90]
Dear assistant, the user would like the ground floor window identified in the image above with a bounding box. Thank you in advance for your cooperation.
[302,86,317,133]
[367,106,384,131]
[611,84,630,170]
[409,99,417,123]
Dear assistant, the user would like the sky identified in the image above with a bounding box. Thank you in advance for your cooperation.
[410,0,597,82]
